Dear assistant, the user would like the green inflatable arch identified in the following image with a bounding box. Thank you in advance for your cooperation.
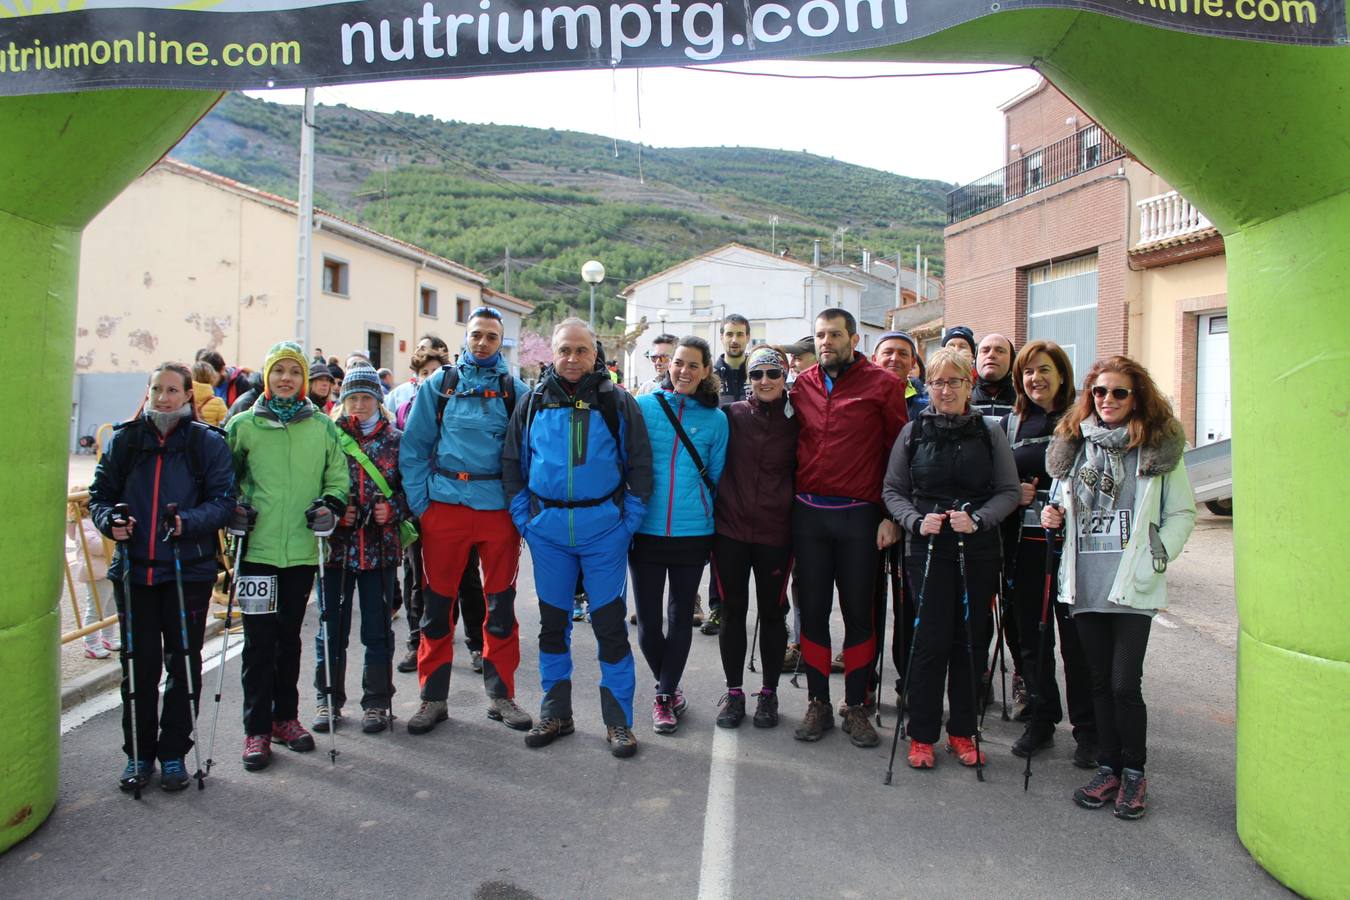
[1,10,1345,896]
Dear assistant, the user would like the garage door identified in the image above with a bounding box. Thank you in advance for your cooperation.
[1027,254,1098,380]
[1196,312,1231,444]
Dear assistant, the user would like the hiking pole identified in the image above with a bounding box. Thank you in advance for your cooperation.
[885,508,939,785]
[205,504,253,777]
[1025,510,1062,792]
[954,504,985,783]
[314,529,340,765]
[164,504,207,790]
[747,606,760,673]
[873,545,894,727]
[989,586,1011,722]
[111,503,143,800]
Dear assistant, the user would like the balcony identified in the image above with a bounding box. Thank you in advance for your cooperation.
[946,124,1127,225]
[1136,190,1212,246]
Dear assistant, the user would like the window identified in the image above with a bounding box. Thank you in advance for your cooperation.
[750,321,767,346]
[322,257,348,296]
[456,297,471,324]
[420,285,438,318]
[1081,126,1103,169]
[667,282,684,303]
[692,285,711,311]
[1025,151,1044,192]
[1027,254,1099,376]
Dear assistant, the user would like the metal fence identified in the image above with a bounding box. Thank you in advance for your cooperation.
[946,125,1127,225]
[62,490,117,644]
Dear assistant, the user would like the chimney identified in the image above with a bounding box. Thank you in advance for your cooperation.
[812,239,822,267]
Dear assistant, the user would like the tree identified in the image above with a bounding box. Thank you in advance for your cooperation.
[517,330,551,368]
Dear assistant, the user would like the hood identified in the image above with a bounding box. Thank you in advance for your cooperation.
[192,381,214,404]
[1047,424,1186,480]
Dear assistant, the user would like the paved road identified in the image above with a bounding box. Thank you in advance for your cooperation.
[4,512,1285,898]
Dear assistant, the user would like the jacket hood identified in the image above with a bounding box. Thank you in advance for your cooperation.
[192,381,214,404]
[1047,425,1186,479]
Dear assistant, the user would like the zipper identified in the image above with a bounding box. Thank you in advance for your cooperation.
[146,432,166,586]
[665,394,683,536]
[567,406,577,546]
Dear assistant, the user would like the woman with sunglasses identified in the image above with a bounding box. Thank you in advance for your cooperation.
[1001,340,1098,768]
[1041,356,1195,820]
[882,346,1020,770]
[632,335,728,735]
[709,346,798,728]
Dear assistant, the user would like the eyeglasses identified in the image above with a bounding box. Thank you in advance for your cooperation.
[749,368,784,381]
[927,377,970,392]
[646,353,670,362]
[1091,386,1134,401]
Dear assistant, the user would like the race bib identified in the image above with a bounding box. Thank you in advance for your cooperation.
[236,575,278,615]
[1078,509,1131,554]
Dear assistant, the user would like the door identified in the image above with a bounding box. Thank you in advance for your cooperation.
[366,330,382,370]
[1195,313,1231,444]
[1027,254,1098,379]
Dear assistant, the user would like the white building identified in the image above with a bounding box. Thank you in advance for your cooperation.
[619,243,876,386]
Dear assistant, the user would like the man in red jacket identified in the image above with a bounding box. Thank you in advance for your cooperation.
[791,308,907,748]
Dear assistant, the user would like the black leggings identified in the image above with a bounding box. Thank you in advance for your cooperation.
[630,546,706,695]
[1075,612,1152,772]
[793,502,882,706]
[711,536,791,691]
[239,562,315,736]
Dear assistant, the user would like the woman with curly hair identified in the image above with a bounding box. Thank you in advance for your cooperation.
[1042,355,1196,820]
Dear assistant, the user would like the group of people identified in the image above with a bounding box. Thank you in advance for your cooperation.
[90,303,1195,822]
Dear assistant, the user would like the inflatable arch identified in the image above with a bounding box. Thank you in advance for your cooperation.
[1,8,1345,896]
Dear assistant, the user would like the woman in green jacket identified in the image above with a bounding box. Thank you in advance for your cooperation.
[225,341,349,772]
[1042,355,1195,821]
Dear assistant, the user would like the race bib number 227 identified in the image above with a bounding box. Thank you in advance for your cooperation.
[1078,509,1131,554]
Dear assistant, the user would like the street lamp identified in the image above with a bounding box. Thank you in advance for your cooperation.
[582,259,605,327]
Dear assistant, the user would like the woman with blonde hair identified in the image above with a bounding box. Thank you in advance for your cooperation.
[1042,355,1196,820]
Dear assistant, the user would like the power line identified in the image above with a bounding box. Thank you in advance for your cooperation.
[677,65,1026,80]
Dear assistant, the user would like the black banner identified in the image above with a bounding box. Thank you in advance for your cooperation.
[0,0,1344,96]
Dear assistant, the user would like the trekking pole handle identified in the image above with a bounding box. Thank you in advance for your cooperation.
[162,502,180,541]
[111,502,131,531]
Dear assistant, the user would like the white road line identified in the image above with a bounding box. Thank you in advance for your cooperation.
[697,721,738,900]
[1155,614,1178,630]
[60,628,247,735]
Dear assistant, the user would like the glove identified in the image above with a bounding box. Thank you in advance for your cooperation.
[622,492,647,535]
[305,499,337,537]
[227,503,257,537]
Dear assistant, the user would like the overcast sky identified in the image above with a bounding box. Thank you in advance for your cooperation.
[249,61,1042,186]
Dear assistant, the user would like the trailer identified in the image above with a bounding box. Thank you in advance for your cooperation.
[1185,438,1232,516]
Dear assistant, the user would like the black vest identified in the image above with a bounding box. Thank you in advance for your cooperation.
[908,414,1000,558]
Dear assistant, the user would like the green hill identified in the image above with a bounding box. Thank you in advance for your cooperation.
[172,92,949,327]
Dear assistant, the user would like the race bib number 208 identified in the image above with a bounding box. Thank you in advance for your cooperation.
[1078,509,1131,554]
[236,575,278,615]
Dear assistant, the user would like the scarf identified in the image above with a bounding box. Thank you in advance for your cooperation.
[1075,419,1132,514]
[356,412,380,436]
[465,349,502,369]
[266,394,305,424]
[145,405,192,436]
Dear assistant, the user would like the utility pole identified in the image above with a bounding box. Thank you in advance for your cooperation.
[504,246,511,296]
[914,243,922,304]
[770,215,778,255]
[294,87,315,351]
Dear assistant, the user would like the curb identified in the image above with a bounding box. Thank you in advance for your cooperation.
[60,616,229,711]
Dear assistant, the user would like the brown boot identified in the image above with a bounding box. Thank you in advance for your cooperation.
[841,705,880,748]
[793,699,835,742]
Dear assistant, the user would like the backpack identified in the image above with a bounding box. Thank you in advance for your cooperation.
[518,374,626,501]
[112,417,222,491]
[424,366,517,462]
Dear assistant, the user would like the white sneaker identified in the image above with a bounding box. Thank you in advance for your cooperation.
[84,642,110,659]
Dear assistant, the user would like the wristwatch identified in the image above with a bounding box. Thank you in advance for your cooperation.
[970,511,983,531]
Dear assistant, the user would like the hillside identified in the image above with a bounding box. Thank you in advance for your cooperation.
[172,92,950,327]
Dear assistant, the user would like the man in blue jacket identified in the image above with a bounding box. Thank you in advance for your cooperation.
[502,318,654,758]
[399,307,533,736]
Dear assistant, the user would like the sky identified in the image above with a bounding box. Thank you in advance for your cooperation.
[248,61,1043,186]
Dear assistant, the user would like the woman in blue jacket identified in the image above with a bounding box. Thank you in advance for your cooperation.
[632,335,728,735]
[89,362,235,793]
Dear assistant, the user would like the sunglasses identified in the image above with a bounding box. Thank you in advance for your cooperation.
[646,353,670,362]
[1091,386,1134,401]
[749,368,785,381]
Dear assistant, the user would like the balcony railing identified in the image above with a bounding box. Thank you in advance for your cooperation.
[1136,190,1212,246]
[946,125,1127,225]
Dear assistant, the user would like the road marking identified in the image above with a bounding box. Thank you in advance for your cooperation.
[1155,614,1178,629]
[61,628,247,735]
[696,722,738,900]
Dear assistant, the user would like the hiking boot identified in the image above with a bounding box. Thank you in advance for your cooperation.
[700,607,721,636]
[1113,768,1148,820]
[946,735,987,767]
[830,652,845,673]
[672,686,688,717]
[1012,675,1031,721]
[652,695,678,734]
[407,700,448,735]
[524,716,574,748]
[841,705,881,748]
[716,691,746,728]
[837,689,875,718]
[908,740,936,769]
[1073,736,1099,770]
[470,650,484,674]
[241,734,272,771]
[1012,722,1055,758]
[783,643,801,670]
[752,690,779,728]
[312,704,341,734]
[487,697,533,731]
[692,598,705,626]
[271,719,315,752]
[572,595,587,622]
[118,758,153,792]
[396,647,419,673]
[793,699,835,742]
[361,707,389,734]
[607,724,639,758]
[1073,766,1122,809]
[160,758,190,792]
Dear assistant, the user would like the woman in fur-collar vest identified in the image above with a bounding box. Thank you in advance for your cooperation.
[1041,355,1196,821]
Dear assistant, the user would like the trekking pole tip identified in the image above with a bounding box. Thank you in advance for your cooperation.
[883,771,893,785]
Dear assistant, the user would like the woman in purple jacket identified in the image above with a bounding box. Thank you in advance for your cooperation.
[711,347,800,728]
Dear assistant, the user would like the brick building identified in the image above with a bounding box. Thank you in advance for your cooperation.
[943,80,1228,445]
